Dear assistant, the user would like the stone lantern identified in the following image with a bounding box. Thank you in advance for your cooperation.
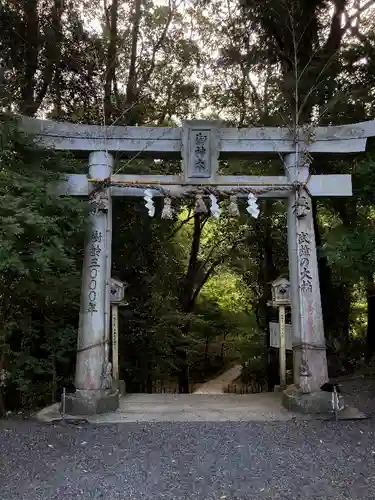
[271,276,291,306]
[110,278,126,303]
[110,278,127,395]
[270,275,291,389]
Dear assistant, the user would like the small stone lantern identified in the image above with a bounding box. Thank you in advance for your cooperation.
[110,278,126,303]
[271,276,291,306]
[270,275,291,388]
[110,278,128,396]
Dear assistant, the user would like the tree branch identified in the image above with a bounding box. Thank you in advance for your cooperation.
[199,233,233,271]
[141,0,174,87]
[167,210,195,240]
[181,213,203,311]
[321,0,347,56]
[190,260,219,307]
[345,0,375,27]
[190,242,239,307]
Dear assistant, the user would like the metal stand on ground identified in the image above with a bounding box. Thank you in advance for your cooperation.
[332,385,339,421]
[322,383,368,422]
[278,305,286,388]
[61,387,66,420]
[52,387,88,426]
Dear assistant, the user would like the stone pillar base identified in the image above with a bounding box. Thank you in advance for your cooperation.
[119,380,126,396]
[293,347,328,392]
[62,389,120,416]
[282,384,344,415]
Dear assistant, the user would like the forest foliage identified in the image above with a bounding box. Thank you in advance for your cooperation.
[1,0,375,411]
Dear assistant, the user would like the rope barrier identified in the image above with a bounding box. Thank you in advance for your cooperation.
[293,343,327,351]
[87,178,310,200]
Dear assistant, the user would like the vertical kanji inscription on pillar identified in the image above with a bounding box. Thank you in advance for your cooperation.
[87,230,103,315]
[297,231,313,293]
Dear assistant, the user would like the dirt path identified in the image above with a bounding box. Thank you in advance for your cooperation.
[193,364,242,394]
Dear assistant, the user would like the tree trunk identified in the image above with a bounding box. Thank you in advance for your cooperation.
[20,0,39,115]
[242,0,347,123]
[176,214,233,392]
[220,332,228,362]
[177,214,224,392]
[124,0,143,124]
[104,0,118,124]
[20,0,63,116]
[146,366,153,393]
[177,350,189,393]
[312,199,333,340]
[0,351,5,416]
[204,336,210,375]
[366,277,375,362]
[260,201,278,390]
[312,200,354,373]
[177,214,202,393]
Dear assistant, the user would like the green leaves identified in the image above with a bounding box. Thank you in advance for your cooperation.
[0,117,87,412]
[322,155,375,282]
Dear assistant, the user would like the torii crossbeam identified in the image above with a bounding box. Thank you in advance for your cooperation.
[20,117,374,415]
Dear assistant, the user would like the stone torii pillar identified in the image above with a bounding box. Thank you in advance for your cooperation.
[285,153,328,394]
[64,151,119,415]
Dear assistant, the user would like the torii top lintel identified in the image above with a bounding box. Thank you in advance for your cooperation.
[20,116,375,157]
[20,117,372,196]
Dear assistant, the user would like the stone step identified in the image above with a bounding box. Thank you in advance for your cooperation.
[36,392,298,423]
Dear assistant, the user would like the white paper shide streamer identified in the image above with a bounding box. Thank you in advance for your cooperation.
[144,189,155,217]
[161,197,173,219]
[228,195,240,217]
[246,193,260,218]
[209,194,221,218]
[194,194,208,214]
[141,189,261,219]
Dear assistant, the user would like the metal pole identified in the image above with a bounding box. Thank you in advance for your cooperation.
[279,305,286,387]
[332,385,339,421]
[62,387,66,419]
[111,303,119,388]
[104,171,113,370]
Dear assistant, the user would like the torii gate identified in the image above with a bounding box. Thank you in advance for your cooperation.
[21,117,375,415]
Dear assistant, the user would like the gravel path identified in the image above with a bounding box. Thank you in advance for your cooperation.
[340,377,375,416]
[2,377,375,500]
[1,416,375,500]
